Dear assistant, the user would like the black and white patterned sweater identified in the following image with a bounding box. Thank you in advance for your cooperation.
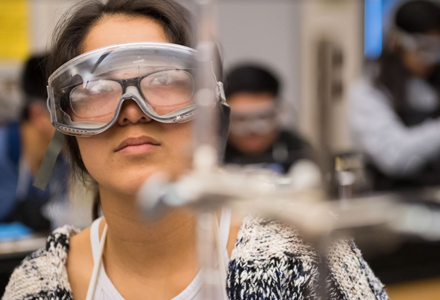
[3,216,389,300]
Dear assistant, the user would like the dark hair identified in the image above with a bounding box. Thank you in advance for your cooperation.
[224,64,280,100]
[394,0,440,34]
[372,0,440,121]
[20,54,50,120]
[48,0,193,219]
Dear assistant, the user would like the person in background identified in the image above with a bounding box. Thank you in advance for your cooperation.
[349,0,440,191]
[0,54,66,232]
[224,64,312,174]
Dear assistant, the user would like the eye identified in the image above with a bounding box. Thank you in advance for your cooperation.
[84,80,115,94]
[150,73,173,86]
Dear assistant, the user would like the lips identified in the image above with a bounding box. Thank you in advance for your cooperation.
[115,136,161,152]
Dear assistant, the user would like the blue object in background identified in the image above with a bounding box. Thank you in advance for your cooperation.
[364,0,405,59]
[365,0,383,59]
[0,222,33,241]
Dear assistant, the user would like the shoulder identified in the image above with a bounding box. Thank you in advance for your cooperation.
[0,125,11,162]
[2,225,79,300]
[65,225,94,300]
[231,215,316,260]
[348,77,397,133]
[278,130,310,149]
[0,125,6,141]
[227,216,388,300]
[348,77,391,108]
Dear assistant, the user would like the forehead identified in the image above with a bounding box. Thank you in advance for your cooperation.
[228,92,275,111]
[96,66,175,80]
[83,15,169,53]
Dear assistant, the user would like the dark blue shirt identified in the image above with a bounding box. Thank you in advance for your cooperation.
[0,123,67,228]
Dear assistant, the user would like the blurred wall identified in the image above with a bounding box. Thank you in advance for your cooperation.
[29,0,78,53]
[216,1,301,128]
[299,0,363,153]
[0,0,77,123]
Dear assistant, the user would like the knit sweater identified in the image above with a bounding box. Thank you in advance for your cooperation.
[3,216,389,300]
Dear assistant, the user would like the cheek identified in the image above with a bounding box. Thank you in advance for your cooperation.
[76,135,111,179]
[228,133,242,145]
[164,123,193,176]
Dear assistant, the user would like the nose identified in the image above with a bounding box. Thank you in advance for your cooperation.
[117,99,152,126]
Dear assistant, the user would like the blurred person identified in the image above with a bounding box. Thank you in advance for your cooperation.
[349,0,440,191]
[0,54,67,232]
[224,64,312,174]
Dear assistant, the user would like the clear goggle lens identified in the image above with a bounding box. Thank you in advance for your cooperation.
[399,31,440,54]
[68,69,194,121]
[230,109,277,136]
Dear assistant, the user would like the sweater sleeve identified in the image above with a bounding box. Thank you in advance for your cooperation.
[2,226,77,300]
[326,239,389,300]
[348,78,440,177]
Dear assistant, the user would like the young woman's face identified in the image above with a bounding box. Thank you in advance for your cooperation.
[227,92,278,155]
[401,30,440,77]
[76,15,193,196]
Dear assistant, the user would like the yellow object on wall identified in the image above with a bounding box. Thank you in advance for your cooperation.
[0,0,29,61]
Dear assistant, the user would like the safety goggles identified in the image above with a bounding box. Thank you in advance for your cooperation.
[397,31,440,64]
[230,108,278,136]
[47,42,225,136]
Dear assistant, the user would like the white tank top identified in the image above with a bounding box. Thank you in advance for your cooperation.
[89,209,231,300]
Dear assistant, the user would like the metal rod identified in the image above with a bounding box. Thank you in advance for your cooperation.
[192,0,226,298]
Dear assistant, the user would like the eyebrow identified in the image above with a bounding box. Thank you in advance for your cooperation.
[93,66,187,79]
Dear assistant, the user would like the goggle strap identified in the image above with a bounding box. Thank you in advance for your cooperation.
[33,130,65,191]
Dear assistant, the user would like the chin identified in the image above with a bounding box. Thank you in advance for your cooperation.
[129,176,156,195]
[108,170,157,196]
[241,143,267,154]
[130,168,185,190]
[104,164,190,196]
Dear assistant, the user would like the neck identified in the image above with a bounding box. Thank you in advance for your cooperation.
[99,187,200,278]
[20,122,48,175]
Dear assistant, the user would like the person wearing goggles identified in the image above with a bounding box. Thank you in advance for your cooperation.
[3,1,387,300]
[224,65,313,174]
[349,0,440,191]
[0,54,68,234]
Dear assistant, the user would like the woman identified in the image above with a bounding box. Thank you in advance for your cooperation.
[349,0,440,191]
[4,1,388,299]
